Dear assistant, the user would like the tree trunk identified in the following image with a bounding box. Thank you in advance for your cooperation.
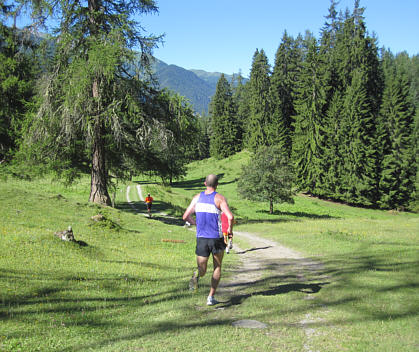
[87,1,109,205]
[269,199,273,214]
[89,117,111,205]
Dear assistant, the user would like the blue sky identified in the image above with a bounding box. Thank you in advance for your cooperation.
[140,0,419,76]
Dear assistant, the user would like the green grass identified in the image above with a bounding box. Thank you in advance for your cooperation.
[1,151,418,351]
[140,151,419,352]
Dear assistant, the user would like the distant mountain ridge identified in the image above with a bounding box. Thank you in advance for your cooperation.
[152,59,237,114]
[24,31,235,114]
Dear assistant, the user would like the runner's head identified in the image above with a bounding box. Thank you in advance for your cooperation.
[205,174,218,189]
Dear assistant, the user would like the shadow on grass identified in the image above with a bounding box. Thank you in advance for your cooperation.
[225,282,330,307]
[256,210,338,219]
[237,211,339,225]
[218,246,419,322]
[58,318,234,352]
[148,214,185,226]
[54,246,419,350]
[116,200,185,227]
[170,177,206,191]
[169,173,233,191]
[0,266,191,310]
[2,246,419,350]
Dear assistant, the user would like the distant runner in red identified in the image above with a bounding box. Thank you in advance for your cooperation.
[145,193,153,218]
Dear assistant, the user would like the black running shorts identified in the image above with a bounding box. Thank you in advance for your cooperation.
[195,237,226,257]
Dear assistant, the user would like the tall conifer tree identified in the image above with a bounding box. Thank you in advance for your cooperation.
[231,72,247,150]
[318,0,381,204]
[0,17,37,160]
[340,68,377,205]
[378,54,415,209]
[322,91,344,198]
[209,74,239,158]
[316,0,343,197]
[292,36,327,193]
[269,31,300,157]
[245,49,271,151]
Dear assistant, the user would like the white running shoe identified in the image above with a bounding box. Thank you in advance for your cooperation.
[206,296,219,306]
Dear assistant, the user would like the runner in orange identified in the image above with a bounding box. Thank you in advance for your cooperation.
[145,193,154,218]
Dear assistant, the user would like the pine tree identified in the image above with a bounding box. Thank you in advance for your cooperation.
[292,36,327,193]
[322,91,344,198]
[316,0,382,204]
[0,22,37,161]
[269,31,300,157]
[316,2,343,198]
[377,54,416,209]
[209,74,239,158]
[231,71,246,151]
[410,55,419,209]
[339,68,377,205]
[333,1,382,100]
[245,49,271,151]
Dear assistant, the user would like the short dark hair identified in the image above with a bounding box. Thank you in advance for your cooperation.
[205,174,218,188]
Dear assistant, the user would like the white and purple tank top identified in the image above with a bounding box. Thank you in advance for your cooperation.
[195,191,222,238]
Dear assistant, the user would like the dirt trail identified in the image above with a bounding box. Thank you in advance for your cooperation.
[217,232,329,352]
[126,185,147,216]
[220,231,303,288]
[128,185,328,350]
[219,231,326,292]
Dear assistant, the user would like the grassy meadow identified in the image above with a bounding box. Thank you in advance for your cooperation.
[1,151,418,351]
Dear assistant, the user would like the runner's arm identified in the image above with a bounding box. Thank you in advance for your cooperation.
[217,195,234,234]
[182,194,199,225]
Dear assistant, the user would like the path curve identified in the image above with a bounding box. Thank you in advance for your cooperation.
[126,184,179,221]
[126,185,148,217]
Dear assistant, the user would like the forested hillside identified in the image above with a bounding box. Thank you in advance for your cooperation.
[208,1,418,210]
[1,0,417,211]
[152,59,238,113]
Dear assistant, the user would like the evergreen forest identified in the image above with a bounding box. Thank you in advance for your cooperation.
[208,1,418,211]
[1,0,418,211]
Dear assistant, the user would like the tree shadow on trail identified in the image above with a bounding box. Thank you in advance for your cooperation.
[171,177,206,191]
[239,211,339,225]
[219,247,419,327]
[224,282,330,307]
[170,173,231,191]
[148,214,185,226]
[116,200,185,227]
[236,246,272,254]
[256,209,338,219]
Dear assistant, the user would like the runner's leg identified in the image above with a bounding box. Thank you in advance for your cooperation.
[209,251,224,297]
[196,255,208,278]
